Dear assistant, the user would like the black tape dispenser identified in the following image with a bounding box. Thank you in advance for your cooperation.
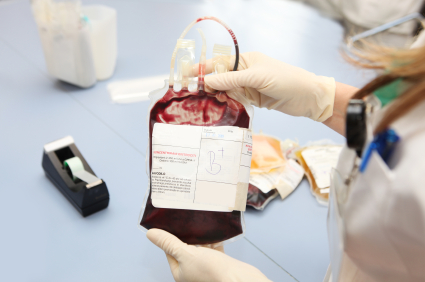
[42,136,109,217]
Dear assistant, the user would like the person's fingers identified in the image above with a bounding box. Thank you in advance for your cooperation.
[192,60,213,76]
[147,229,186,259]
[199,244,225,252]
[205,69,254,91]
[192,55,237,76]
[204,83,217,93]
[191,51,261,77]
[165,254,181,282]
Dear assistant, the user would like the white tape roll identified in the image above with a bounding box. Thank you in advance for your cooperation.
[64,157,102,188]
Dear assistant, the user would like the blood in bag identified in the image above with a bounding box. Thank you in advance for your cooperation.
[140,88,250,244]
[246,184,278,210]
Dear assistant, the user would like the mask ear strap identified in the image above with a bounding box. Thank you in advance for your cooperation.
[169,16,240,87]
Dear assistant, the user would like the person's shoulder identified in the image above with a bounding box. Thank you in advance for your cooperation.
[391,99,425,140]
[387,99,425,182]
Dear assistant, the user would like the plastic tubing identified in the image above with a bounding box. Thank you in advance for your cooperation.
[197,28,207,91]
[169,16,240,88]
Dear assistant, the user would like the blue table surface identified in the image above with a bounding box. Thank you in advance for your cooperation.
[0,0,373,281]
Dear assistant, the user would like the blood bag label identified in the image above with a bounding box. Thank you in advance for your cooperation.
[249,170,282,194]
[150,123,252,211]
[301,146,342,189]
[281,159,304,186]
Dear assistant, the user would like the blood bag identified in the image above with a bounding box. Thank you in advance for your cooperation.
[247,134,285,210]
[139,17,253,246]
[251,134,286,174]
[295,144,342,205]
[247,135,304,210]
[247,184,279,210]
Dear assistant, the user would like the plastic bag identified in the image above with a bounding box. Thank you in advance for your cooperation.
[139,17,253,246]
[247,135,303,210]
[212,44,232,74]
[139,81,253,245]
[247,183,279,210]
[295,141,342,205]
[250,134,286,174]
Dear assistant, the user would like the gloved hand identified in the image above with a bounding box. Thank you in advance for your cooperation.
[147,229,271,282]
[203,52,336,122]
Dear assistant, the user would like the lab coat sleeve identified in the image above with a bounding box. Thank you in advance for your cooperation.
[383,128,425,278]
[338,100,425,281]
[302,0,423,35]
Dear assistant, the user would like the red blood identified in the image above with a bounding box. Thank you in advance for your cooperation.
[246,184,279,210]
[140,87,250,245]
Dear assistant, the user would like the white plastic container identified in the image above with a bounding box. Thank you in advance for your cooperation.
[82,5,117,81]
[32,1,117,88]
[37,21,97,88]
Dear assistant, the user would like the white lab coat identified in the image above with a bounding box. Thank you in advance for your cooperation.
[303,0,423,35]
[325,94,425,281]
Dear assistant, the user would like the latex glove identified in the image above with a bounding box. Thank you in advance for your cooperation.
[147,229,271,282]
[203,52,336,122]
